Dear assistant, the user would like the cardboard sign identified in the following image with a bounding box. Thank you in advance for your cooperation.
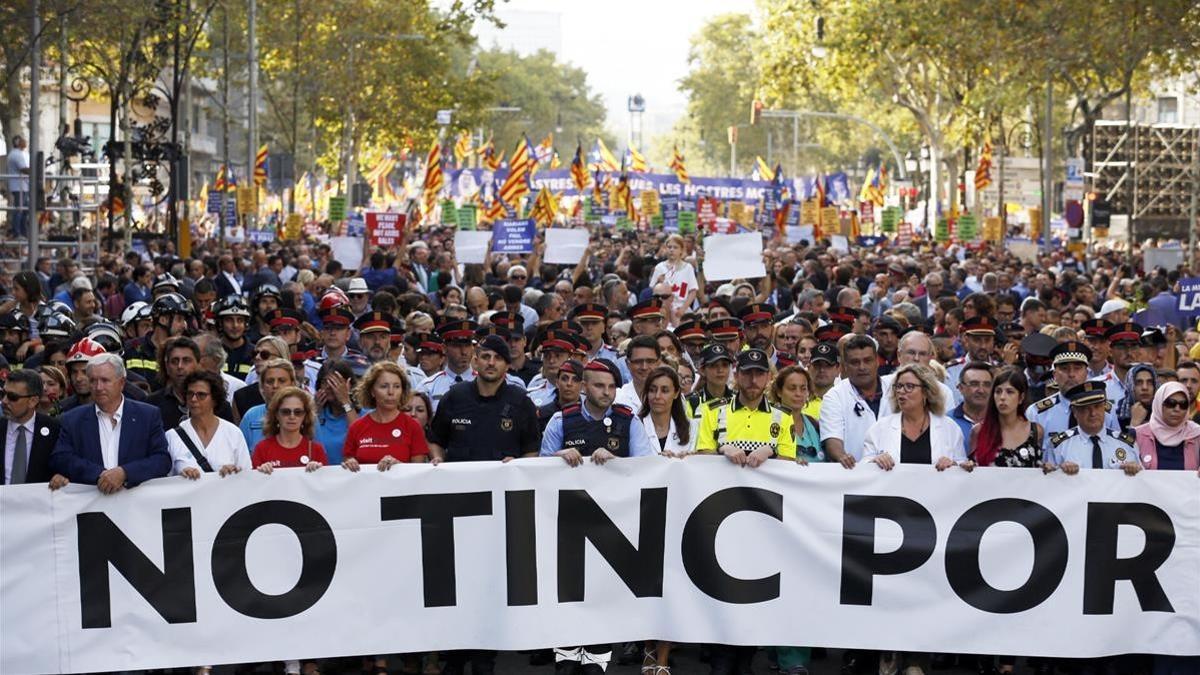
[545,228,591,265]
[283,213,302,241]
[330,235,364,271]
[880,206,900,234]
[454,230,493,264]
[697,197,720,231]
[983,216,1003,241]
[677,210,697,234]
[703,233,766,281]
[328,196,347,222]
[236,187,257,216]
[801,199,819,226]
[935,217,950,243]
[456,205,477,230]
[957,214,978,242]
[440,200,457,225]
[366,212,406,247]
[491,219,536,254]
[821,207,841,235]
[640,190,660,217]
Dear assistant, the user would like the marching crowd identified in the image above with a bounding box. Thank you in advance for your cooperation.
[2,226,1199,675]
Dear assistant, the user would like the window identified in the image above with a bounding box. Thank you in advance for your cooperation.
[1158,97,1179,124]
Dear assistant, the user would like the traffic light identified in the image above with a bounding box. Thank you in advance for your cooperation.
[750,99,763,126]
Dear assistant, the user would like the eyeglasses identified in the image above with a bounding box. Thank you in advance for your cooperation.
[962,380,993,390]
[510,275,527,280]
[185,391,211,400]
[893,382,922,393]
[255,350,278,359]
[3,391,34,401]
[900,349,932,360]
[1163,399,1190,411]
[278,407,305,418]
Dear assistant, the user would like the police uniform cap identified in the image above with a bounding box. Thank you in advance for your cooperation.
[415,333,445,354]
[827,307,857,327]
[558,359,584,377]
[699,343,735,366]
[319,305,355,327]
[584,357,623,387]
[815,322,850,343]
[1050,340,1092,367]
[490,311,524,332]
[811,342,839,364]
[1140,327,1167,347]
[1065,380,1107,408]
[737,348,771,372]
[1021,332,1058,362]
[629,298,665,320]
[1104,321,1143,345]
[568,303,607,322]
[737,303,778,326]
[475,324,511,340]
[477,334,511,363]
[436,319,479,343]
[265,308,304,328]
[673,319,708,342]
[1081,318,1112,338]
[543,319,584,335]
[537,328,575,353]
[961,315,998,336]
[874,315,903,333]
[706,317,743,339]
[353,311,392,334]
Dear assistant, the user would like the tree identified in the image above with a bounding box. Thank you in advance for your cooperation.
[470,48,610,160]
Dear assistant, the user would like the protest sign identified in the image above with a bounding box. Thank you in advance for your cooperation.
[957,214,978,242]
[677,210,697,234]
[830,234,850,253]
[1006,239,1040,263]
[896,221,914,248]
[328,196,347,222]
[453,230,492,264]
[440,200,457,225]
[640,190,660,216]
[801,199,819,226]
[544,228,591,265]
[283,213,302,241]
[1178,277,1200,315]
[880,206,899,234]
[786,225,815,244]
[236,187,257,216]
[457,205,477,230]
[366,212,406,247]
[491,219,535,254]
[330,235,364,271]
[3,461,1197,674]
[935,217,950,243]
[703,232,765,281]
[1144,246,1185,274]
[984,216,1004,241]
[821,207,841,234]
[697,197,720,231]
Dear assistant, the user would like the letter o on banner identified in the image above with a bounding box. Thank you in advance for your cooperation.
[212,500,338,619]
[945,498,1068,614]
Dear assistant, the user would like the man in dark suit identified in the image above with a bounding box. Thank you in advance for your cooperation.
[913,272,945,328]
[0,369,59,485]
[49,353,170,493]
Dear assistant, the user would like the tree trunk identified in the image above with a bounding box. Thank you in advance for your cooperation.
[3,74,23,148]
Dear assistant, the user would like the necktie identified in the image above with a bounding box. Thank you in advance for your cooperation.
[1089,435,1103,469]
[454,375,463,383]
[11,426,27,484]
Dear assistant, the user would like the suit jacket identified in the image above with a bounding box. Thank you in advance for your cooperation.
[860,412,967,464]
[213,272,238,299]
[49,398,171,486]
[0,414,59,484]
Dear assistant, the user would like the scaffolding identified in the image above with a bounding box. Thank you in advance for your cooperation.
[0,161,105,274]
[1090,121,1200,239]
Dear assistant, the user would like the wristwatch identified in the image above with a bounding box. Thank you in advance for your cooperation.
[342,402,353,413]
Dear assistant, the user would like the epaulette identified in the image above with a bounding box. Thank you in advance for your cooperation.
[1050,429,1077,447]
[561,403,582,415]
[611,404,634,418]
[772,403,794,415]
[704,397,730,409]
[1035,395,1058,413]
[947,356,967,366]
[1108,428,1136,446]
[1104,400,1113,412]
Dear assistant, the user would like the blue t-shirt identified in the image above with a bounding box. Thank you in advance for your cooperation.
[315,408,352,464]
[239,404,268,457]
[1156,441,1185,471]
[361,267,398,292]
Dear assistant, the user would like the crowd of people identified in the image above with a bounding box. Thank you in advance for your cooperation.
[2,225,1199,675]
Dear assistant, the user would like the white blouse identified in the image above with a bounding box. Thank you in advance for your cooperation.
[640,414,694,455]
[167,417,253,475]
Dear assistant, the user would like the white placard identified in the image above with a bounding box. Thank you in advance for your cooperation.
[544,228,591,265]
[3,461,1198,674]
[330,235,364,271]
[703,233,765,281]
[1005,238,1040,264]
[786,225,814,244]
[453,230,493,264]
[830,234,849,253]
[1144,246,1185,274]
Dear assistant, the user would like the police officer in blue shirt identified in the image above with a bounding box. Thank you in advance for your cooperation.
[1047,381,1142,475]
[540,357,657,464]
[526,329,577,408]
[1026,340,1119,455]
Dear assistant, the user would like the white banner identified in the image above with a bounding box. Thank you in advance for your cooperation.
[2,460,1198,674]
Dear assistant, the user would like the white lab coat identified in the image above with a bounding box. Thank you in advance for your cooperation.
[860,412,967,465]
[640,414,693,455]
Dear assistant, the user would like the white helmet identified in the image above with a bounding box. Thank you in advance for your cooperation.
[121,301,150,327]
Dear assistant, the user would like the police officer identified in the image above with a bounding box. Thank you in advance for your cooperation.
[491,311,539,384]
[420,320,524,411]
[304,304,368,387]
[687,343,735,420]
[525,329,576,408]
[737,302,777,352]
[537,359,583,430]
[706,317,744,353]
[250,284,282,341]
[946,315,1001,406]
[125,293,193,387]
[1100,321,1142,405]
[0,311,33,368]
[540,358,657,464]
[695,348,797,465]
[673,318,708,365]
[1081,318,1113,379]
[1047,381,1141,475]
[571,302,620,363]
[214,295,255,381]
[1026,340,1119,456]
[353,311,396,364]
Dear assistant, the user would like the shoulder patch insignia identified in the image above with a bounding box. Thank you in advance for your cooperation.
[1109,428,1136,446]
[611,404,633,417]
[704,397,730,409]
[1050,429,1074,447]
[1036,395,1058,413]
[1104,400,1113,412]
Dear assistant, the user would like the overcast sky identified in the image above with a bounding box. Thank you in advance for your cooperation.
[474,0,757,148]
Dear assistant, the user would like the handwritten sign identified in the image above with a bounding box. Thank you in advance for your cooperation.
[366,212,406,247]
[491,219,535,254]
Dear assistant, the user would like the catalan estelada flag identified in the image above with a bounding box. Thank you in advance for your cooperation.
[669,145,689,184]
[422,141,444,212]
[254,145,269,187]
[975,142,993,191]
[570,144,589,192]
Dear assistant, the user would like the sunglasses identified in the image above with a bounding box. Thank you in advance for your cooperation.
[3,391,35,401]
[1163,399,1190,411]
[255,350,278,359]
[278,407,306,418]
[185,391,211,400]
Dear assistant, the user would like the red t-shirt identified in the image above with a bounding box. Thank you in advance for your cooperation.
[252,436,328,468]
[343,412,429,463]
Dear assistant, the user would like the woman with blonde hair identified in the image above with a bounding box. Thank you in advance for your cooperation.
[342,361,428,471]
[252,386,325,473]
[862,363,969,471]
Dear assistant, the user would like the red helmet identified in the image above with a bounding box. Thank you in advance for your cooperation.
[318,288,350,313]
[66,337,107,365]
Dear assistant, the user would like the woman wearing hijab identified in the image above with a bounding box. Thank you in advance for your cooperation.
[1117,363,1156,428]
[1133,380,1200,675]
